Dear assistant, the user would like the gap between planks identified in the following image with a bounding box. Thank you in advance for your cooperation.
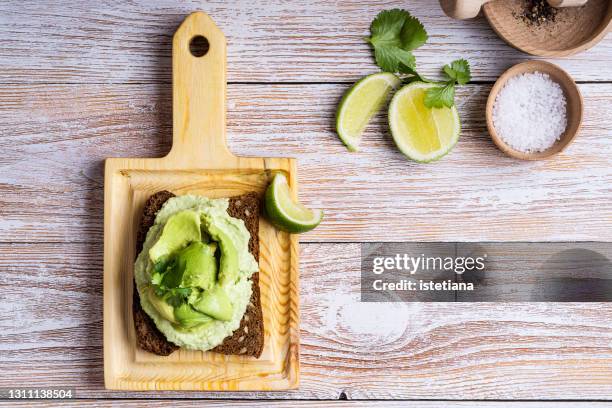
[1,243,612,399]
[0,83,609,243]
[0,0,611,83]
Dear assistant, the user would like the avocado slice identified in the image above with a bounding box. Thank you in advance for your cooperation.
[204,221,239,286]
[149,210,201,263]
[173,303,214,329]
[147,288,177,324]
[175,241,218,291]
[191,286,234,321]
[155,242,218,290]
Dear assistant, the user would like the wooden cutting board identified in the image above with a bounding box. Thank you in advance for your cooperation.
[103,11,299,391]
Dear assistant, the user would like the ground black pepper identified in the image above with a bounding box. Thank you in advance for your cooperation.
[515,0,558,26]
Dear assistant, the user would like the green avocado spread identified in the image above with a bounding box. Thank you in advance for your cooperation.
[134,195,259,351]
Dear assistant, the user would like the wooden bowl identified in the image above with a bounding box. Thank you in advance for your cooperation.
[483,0,612,57]
[486,60,583,160]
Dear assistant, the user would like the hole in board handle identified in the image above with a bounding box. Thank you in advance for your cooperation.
[189,35,209,57]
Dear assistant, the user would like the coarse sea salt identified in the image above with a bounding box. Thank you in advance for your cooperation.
[492,71,567,153]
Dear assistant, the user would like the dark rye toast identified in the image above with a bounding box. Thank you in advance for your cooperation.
[133,191,264,358]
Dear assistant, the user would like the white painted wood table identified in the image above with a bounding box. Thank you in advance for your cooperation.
[0,0,611,405]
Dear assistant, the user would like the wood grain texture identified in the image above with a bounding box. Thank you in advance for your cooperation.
[0,83,609,243]
[103,12,299,390]
[6,402,612,407]
[483,0,612,57]
[1,243,612,399]
[1,0,611,401]
[0,0,611,84]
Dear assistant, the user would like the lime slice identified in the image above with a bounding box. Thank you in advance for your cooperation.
[388,82,461,163]
[336,72,401,151]
[265,173,323,233]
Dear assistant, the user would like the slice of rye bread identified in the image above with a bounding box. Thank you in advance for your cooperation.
[133,190,264,358]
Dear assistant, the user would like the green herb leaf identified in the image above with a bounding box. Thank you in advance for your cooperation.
[367,9,427,72]
[373,47,415,73]
[424,59,470,108]
[150,257,179,293]
[443,59,471,85]
[364,10,470,109]
[398,63,431,83]
[399,14,428,52]
[424,83,456,109]
[151,271,163,286]
[175,287,192,297]
[153,259,168,274]
[165,287,192,308]
[166,294,184,308]
[369,9,408,46]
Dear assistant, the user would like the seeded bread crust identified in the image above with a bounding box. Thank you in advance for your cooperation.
[212,193,263,357]
[133,191,264,358]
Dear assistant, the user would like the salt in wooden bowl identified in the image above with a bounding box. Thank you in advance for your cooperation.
[485,60,583,160]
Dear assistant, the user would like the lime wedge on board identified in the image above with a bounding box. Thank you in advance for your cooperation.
[336,72,401,151]
[388,82,460,163]
[265,173,323,233]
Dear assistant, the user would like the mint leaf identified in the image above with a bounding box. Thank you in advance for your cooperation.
[443,59,471,85]
[424,83,455,109]
[367,9,427,72]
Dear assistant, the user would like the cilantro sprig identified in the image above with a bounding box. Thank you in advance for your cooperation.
[151,258,192,307]
[424,59,471,108]
[365,9,471,108]
[366,9,427,72]
[443,58,471,85]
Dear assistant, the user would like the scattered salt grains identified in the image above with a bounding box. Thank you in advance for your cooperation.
[492,71,567,153]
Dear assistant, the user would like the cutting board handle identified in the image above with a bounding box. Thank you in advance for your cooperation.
[167,12,234,165]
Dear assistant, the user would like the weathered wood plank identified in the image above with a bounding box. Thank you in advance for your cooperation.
[0,0,611,84]
[0,83,610,243]
[1,243,611,399]
[6,402,612,407]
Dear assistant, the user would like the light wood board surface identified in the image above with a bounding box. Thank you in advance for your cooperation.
[0,0,611,403]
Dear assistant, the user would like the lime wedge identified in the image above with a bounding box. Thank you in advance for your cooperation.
[265,173,323,233]
[336,72,401,151]
[388,82,460,162]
